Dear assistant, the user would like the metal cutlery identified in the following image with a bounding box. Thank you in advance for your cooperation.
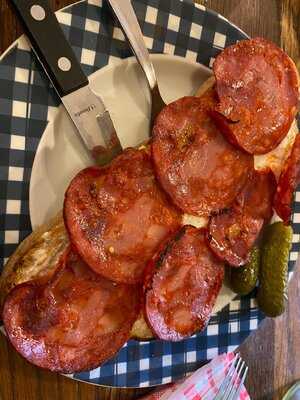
[107,0,166,128]
[10,0,122,166]
[214,354,248,400]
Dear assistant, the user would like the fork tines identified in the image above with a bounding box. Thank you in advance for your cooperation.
[214,353,248,400]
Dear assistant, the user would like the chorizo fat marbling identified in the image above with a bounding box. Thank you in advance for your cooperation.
[274,134,300,224]
[235,168,277,222]
[64,148,181,284]
[2,248,140,373]
[151,90,253,217]
[144,226,224,341]
[213,37,299,155]
[208,210,264,267]
[208,169,276,266]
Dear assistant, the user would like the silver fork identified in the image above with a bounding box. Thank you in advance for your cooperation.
[213,354,248,400]
[107,0,166,128]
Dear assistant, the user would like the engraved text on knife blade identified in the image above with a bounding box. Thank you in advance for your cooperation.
[62,85,122,161]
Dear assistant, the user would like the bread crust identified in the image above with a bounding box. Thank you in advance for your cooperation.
[1,68,298,338]
[0,212,68,313]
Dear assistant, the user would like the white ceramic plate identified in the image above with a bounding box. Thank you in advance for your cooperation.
[30,54,213,227]
[29,53,234,314]
[2,0,298,388]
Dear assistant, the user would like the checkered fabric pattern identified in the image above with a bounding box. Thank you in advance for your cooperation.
[140,353,249,399]
[0,0,299,388]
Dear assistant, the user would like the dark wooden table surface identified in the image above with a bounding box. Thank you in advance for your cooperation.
[0,0,299,399]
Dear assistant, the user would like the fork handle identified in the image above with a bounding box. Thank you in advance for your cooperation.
[107,0,157,90]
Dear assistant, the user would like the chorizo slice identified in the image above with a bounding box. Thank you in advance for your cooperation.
[235,168,277,221]
[64,148,181,284]
[213,37,299,155]
[208,168,275,266]
[274,134,300,224]
[2,248,140,373]
[208,210,264,267]
[151,90,253,217]
[144,226,224,341]
[208,168,276,267]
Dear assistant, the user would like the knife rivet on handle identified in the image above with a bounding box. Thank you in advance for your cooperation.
[11,0,123,165]
[58,57,72,72]
[30,4,46,21]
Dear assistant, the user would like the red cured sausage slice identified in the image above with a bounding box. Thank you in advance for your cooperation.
[152,90,253,216]
[274,134,300,224]
[2,248,140,373]
[213,37,299,155]
[144,226,224,341]
[64,148,181,284]
[235,168,277,221]
[208,169,275,266]
[208,210,264,267]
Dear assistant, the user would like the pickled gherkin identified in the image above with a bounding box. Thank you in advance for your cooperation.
[230,247,260,295]
[257,222,293,317]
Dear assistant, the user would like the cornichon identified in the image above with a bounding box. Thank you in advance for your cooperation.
[257,221,293,317]
[230,246,260,295]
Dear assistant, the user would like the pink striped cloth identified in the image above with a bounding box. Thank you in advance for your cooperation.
[140,353,250,400]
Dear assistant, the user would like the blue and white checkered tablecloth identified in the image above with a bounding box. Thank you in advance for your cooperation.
[0,0,299,388]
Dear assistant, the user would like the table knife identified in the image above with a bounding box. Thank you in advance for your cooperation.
[107,0,166,128]
[9,0,122,166]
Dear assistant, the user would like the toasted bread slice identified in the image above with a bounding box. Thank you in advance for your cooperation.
[0,77,216,338]
[0,212,69,312]
[0,209,155,339]
[130,312,154,340]
[0,74,297,341]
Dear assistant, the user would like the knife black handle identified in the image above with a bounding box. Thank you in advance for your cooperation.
[10,0,88,97]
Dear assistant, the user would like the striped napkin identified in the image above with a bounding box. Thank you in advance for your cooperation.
[141,353,250,400]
